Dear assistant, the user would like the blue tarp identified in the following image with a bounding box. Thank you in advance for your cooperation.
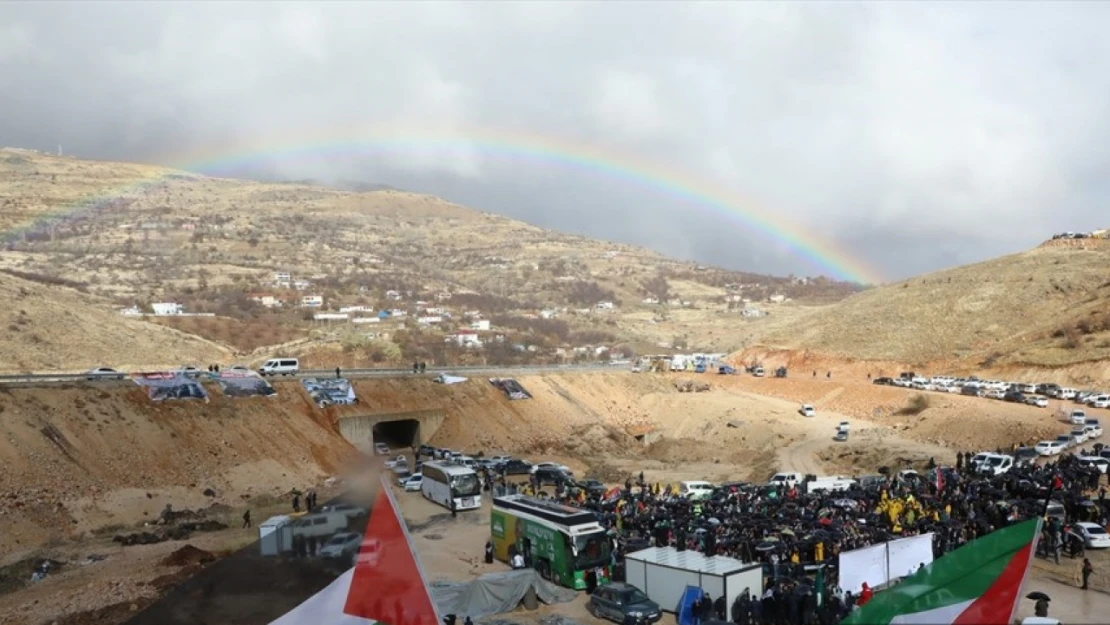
[676,585,702,625]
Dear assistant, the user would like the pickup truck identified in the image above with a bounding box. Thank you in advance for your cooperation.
[384,455,408,469]
[768,472,804,489]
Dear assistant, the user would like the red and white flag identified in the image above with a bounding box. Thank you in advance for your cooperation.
[270,476,442,625]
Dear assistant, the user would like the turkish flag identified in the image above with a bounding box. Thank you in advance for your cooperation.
[270,476,441,625]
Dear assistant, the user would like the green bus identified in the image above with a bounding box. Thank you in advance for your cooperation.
[491,494,613,590]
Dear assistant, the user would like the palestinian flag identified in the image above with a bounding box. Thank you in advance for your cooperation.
[270,475,441,625]
[841,518,1041,625]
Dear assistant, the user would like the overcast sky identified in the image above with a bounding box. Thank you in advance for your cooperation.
[4,2,1110,283]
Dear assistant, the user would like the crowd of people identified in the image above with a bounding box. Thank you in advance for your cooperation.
[491,448,1109,623]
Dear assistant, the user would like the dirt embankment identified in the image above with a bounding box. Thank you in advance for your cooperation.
[0,381,357,561]
[709,371,1100,451]
[735,346,1110,387]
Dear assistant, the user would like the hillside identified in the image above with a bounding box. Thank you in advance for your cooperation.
[746,242,1110,377]
[0,270,228,372]
[0,148,861,368]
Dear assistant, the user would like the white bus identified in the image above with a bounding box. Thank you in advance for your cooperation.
[420,461,482,511]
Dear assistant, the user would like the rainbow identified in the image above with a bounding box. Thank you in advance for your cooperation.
[6,126,884,284]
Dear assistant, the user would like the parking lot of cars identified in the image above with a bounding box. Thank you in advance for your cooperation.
[872,374,1110,409]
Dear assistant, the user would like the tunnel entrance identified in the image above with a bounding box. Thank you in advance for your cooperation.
[372,419,421,450]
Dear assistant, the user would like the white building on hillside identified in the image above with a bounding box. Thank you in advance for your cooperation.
[152,302,183,316]
[470,319,490,331]
[301,295,324,308]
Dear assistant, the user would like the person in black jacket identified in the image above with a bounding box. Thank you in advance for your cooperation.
[714,594,727,620]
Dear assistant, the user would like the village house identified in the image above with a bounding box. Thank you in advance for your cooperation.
[351,316,380,324]
[448,329,483,348]
[274,272,291,284]
[385,290,403,301]
[119,305,143,317]
[151,302,184,316]
[252,294,284,308]
[470,319,491,331]
[313,312,348,321]
[300,295,324,308]
[339,305,374,313]
[767,294,787,304]
[641,297,659,305]
[741,308,766,318]
[421,306,445,316]
[417,315,443,325]
[435,291,452,301]
[462,310,482,319]
[389,308,408,317]
[292,280,312,291]
[539,309,558,319]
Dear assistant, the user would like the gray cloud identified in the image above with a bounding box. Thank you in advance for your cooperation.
[3,2,1110,282]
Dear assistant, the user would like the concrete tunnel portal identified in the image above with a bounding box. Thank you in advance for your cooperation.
[372,419,420,449]
[337,409,446,454]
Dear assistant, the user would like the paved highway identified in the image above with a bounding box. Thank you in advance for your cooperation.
[0,363,620,387]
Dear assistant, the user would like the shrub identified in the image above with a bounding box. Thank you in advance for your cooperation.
[895,394,931,416]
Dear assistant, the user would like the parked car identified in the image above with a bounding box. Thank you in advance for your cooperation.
[532,462,573,474]
[587,583,662,624]
[799,404,815,417]
[1024,396,1049,408]
[533,467,571,486]
[400,473,423,491]
[1076,522,1110,549]
[176,365,202,378]
[1034,440,1065,456]
[319,532,363,559]
[500,459,533,475]
[229,364,250,371]
[1086,419,1103,437]
[1070,428,1089,445]
[1013,447,1039,467]
[575,479,607,497]
[384,455,408,469]
[1077,456,1110,475]
[318,503,367,520]
[85,367,125,381]
[1054,434,1075,449]
[1070,410,1087,426]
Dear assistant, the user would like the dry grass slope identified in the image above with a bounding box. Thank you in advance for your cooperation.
[752,244,1110,368]
[0,271,228,372]
[0,148,861,365]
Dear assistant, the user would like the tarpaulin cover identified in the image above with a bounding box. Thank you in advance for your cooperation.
[429,569,575,620]
[132,372,208,402]
[217,371,277,398]
[302,378,357,407]
[676,585,702,625]
[489,378,532,400]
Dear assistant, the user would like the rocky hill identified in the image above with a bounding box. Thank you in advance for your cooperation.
[0,148,862,367]
[744,242,1110,381]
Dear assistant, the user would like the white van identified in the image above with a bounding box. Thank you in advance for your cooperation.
[1070,410,1087,426]
[291,511,349,539]
[259,358,300,376]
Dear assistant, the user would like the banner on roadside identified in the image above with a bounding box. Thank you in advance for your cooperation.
[302,377,358,407]
[132,372,209,402]
[217,370,277,398]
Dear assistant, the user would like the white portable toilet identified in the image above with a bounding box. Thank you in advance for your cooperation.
[259,515,293,556]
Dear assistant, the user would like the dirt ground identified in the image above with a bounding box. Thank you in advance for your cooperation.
[2,370,1109,623]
